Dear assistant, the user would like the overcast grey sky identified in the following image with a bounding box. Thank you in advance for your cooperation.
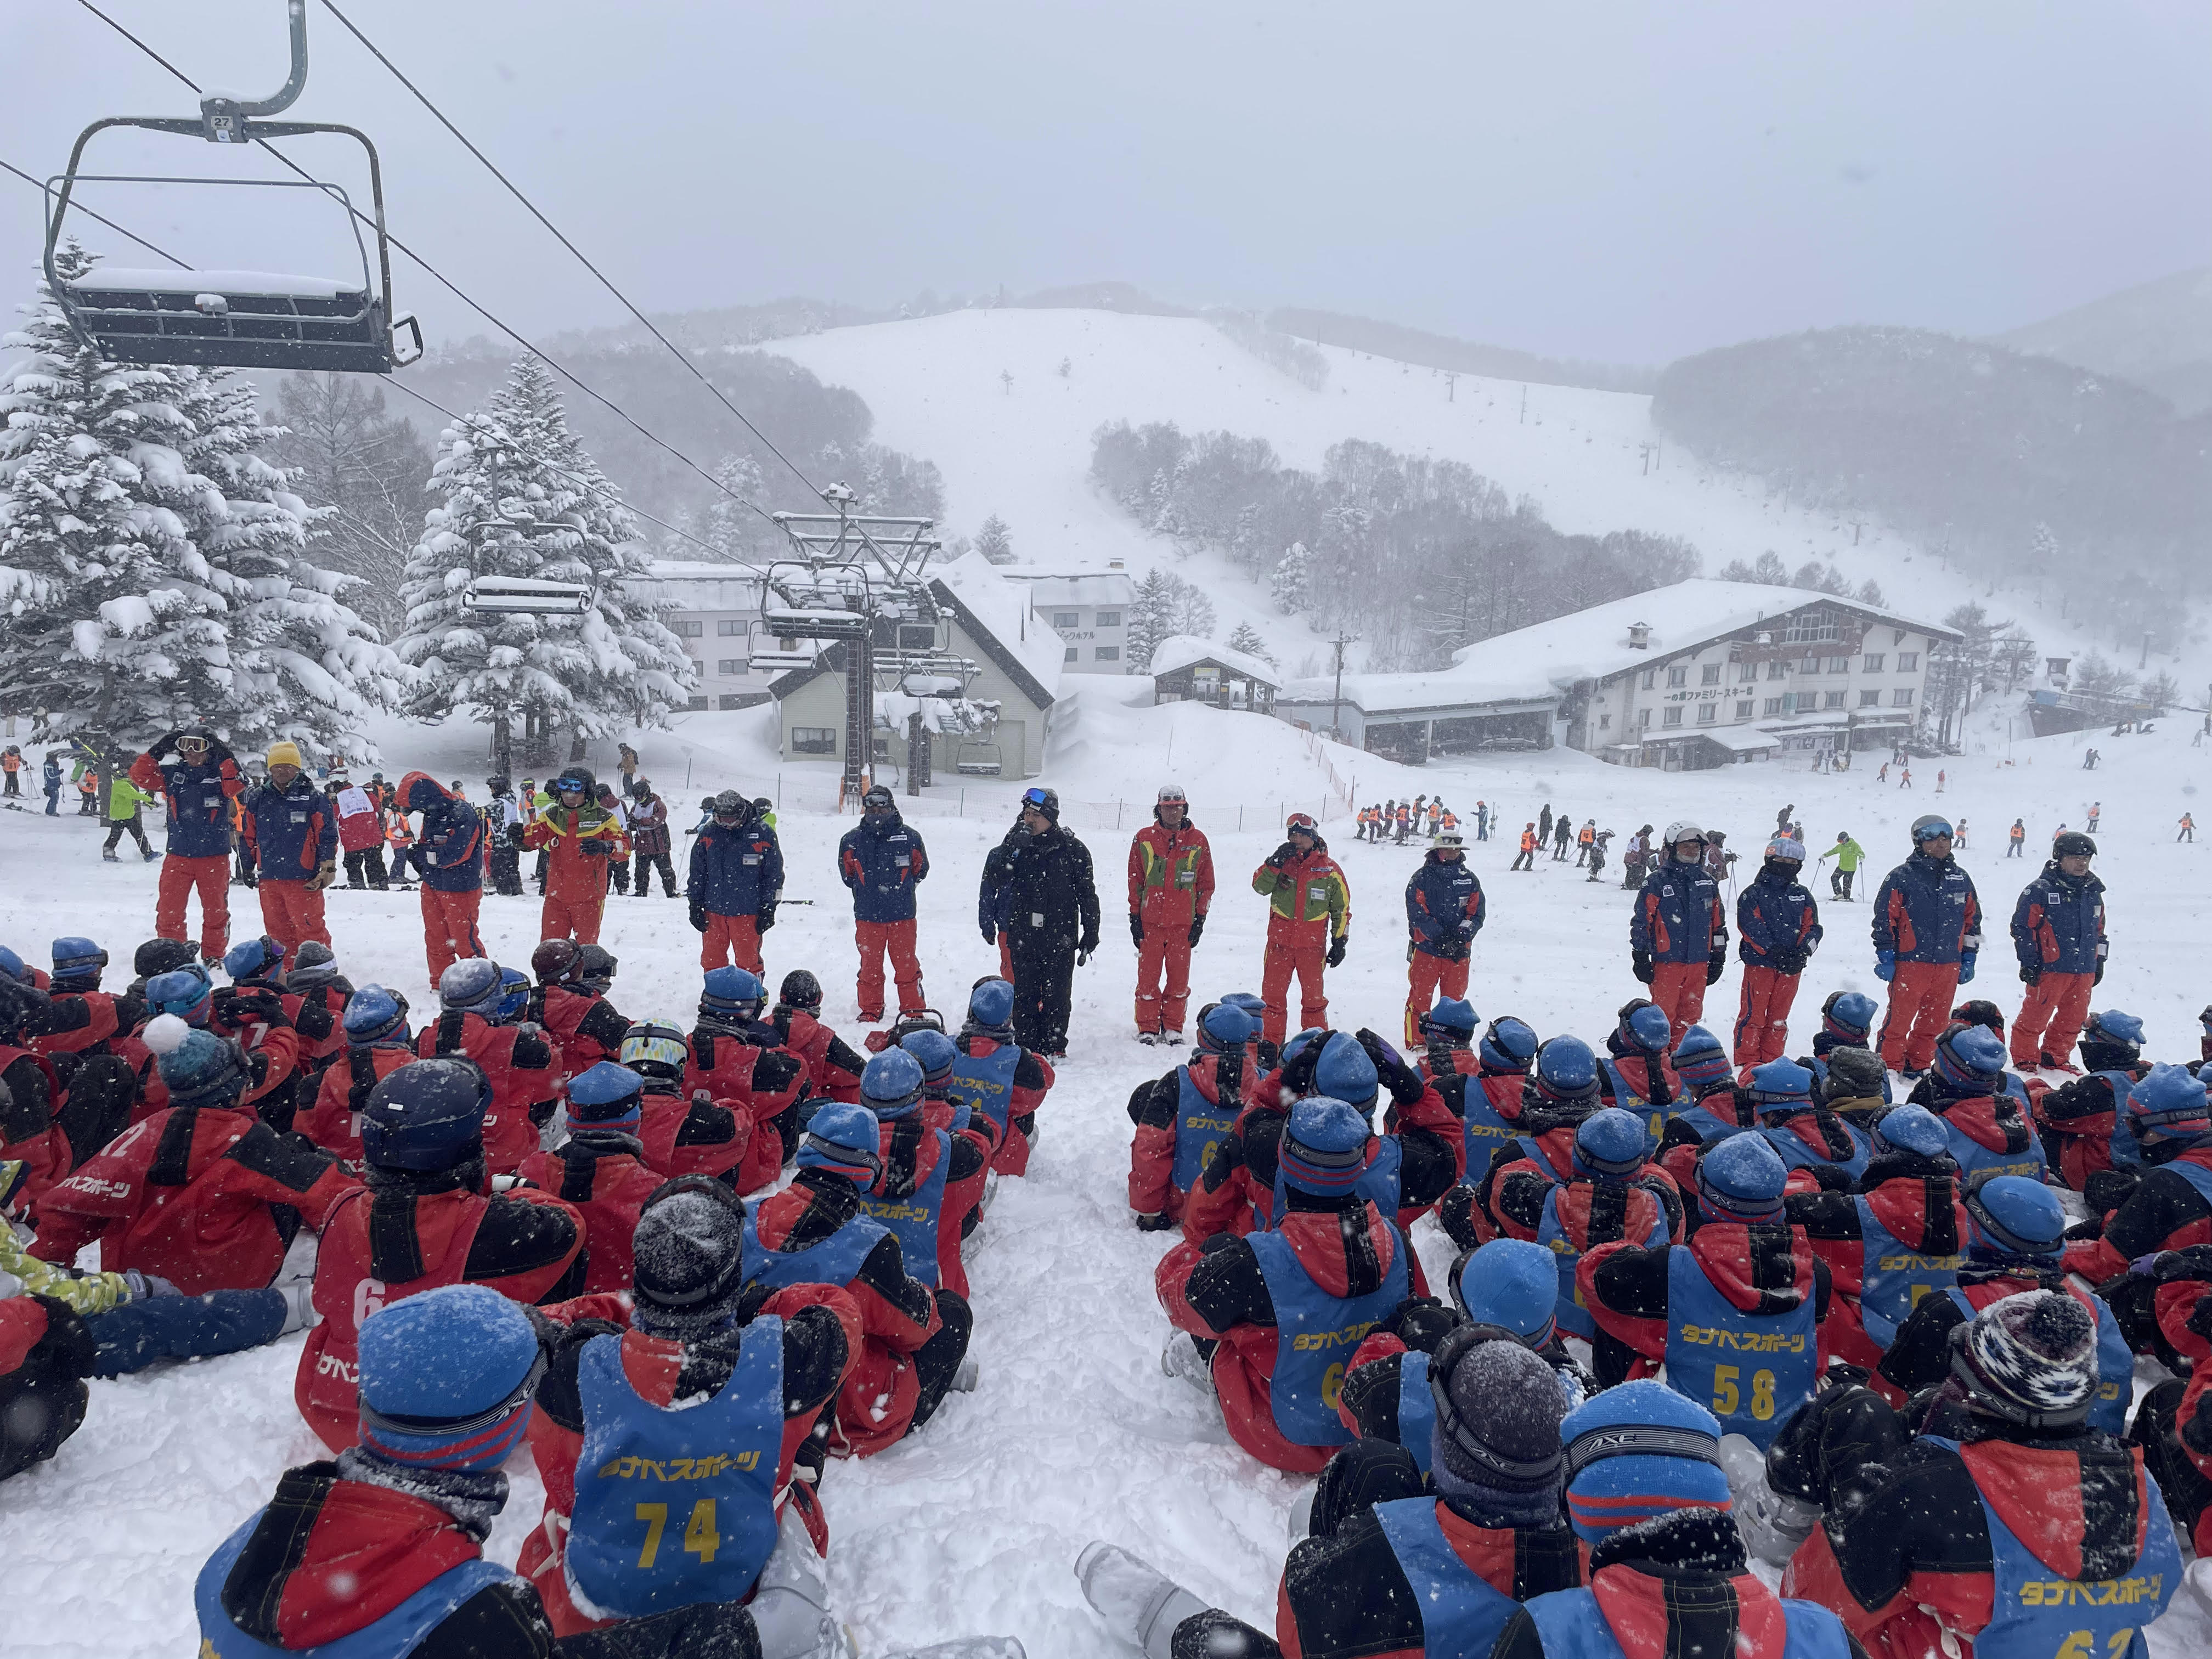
[4,1,2205,364]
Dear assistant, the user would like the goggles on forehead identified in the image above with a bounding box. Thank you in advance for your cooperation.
[1022,787,1051,808]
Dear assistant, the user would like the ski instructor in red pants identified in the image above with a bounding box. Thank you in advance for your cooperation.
[1872,814,1982,1076]
[1250,812,1349,1047]
[839,783,929,1022]
[399,772,488,985]
[1731,833,1822,1069]
[2008,828,2106,1070]
[131,728,246,964]
[1630,821,1728,1046]
[523,766,627,944]
[1127,783,1214,1045]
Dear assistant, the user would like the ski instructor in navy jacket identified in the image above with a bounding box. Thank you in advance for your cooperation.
[399,773,487,987]
[131,727,246,964]
[239,741,337,958]
[839,785,929,1023]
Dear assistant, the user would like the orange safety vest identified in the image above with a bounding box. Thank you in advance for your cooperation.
[1520,830,1538,853]
[1578,825,1594,847]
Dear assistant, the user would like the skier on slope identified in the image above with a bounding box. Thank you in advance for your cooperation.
[1127,783,1214,1046]
[129,728,247,963]
[1630,822,1729,1047]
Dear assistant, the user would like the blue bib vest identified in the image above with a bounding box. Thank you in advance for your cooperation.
[567,1324,783,1618]
[1520,1582,1855,1659]
[1757,1121,1869,1185]
[1670,1103,1739,1146]
[1921,1436,2180,1659]
[1943,1286,2132,1437]
[739,1211,889,1294]
[2095,1070,2143,1169]
[1599,1060,1662,1159]
[1854,1197,1962,1349]
[1461,1075,1522,1175]
[1397,1350,1436,1475]
[2167,1157,2212,1212]
[1664,1244,1817,1451]
[1246,1221,1409,1447]
[1538,1182,1670,1341]
[196,1519,511,1659]
[1172,1065,1242,1194]
[947,1039,1022,1139]
[1371,1496,1522,1659]
[1936,1100,2048,1185]
[1260,1134,1403,1232]
[861,1125,952,1290]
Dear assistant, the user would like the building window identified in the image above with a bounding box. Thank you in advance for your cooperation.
[791,726,837,755]
[1893,687,1915,706]
[1599,713,1611,730]
[1641,669,1656,691]
[1898,652,1919,672]
[1824,691,1846,709]
[715,658,743,676]
[1735,699,1754,719]
[1825,655,1849,674]
[1096,646,1120,661]
[1737,663,1756,682]
[673,619,704,638]
[1859,690,1882,708]
[717,619,745,636]
[1767,660,1788,680]
[1861,653,1884,672]
[1096,610,1122,627]
[1780,692,1798,715]
[1064,647,1078,662]
[1663,706,1684,727]
[1800,656,1821,675]
[1696,703,1717,725]
[1701,664,1722,685]
[1052,611,1080,629]
[1764,697,1783,716]
[1638,709,1652,729]
[1667,666,1688,688]
[684,695,709,712]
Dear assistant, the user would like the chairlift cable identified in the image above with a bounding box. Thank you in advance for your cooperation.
[66,0,786,534]
[317,0,825,498]
[0,156,189,266]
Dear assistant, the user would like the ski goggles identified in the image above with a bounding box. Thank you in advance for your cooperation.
[1020,787,1052,808]
[1912,818,1955,842]
[1285,812,1318,833]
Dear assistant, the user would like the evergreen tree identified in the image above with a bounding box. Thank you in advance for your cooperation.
[393,356,695,772]
[974,513,1016,565]
[1226,619,1276,665]
[0,242,243,771]
[1269,541,1312,613]
[1855,577,1886,606]
[1125,568,1176,670]
[699,452,769,562]
[264,372,434,633]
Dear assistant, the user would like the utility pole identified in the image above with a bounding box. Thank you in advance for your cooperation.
[1328,627,1358,744]
[1519,385,1527,426]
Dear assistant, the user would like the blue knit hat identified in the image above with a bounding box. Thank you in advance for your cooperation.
[1533,1036,1600,1107]
[1479,1017,1538,1073]
[1278,1097,1370,1196]
[967,977,1014,1031]
[2127,1063,2211,1142]
[862,1049,926,1120]
[343,986,410,1047]
[1963,1173,2066,1261]
[567,1060,645,1129]
[1572,1108,1647,1179]
[1871,1102,1948,1160]
[1316,1032,1381,1109]
[699,967,766,1023]
[1195,1001,1255,1053]
[1560,1379,1731,1543]
[0,947,28,985]
[144,1015,250,1109]
[1617,1002,1672,1056]
[1219,992,1265,1020]
[145,964,215,1024]
[1457,1238,1561,1348]
[1421,998,1479,1039]
[1695,1133,1787,1222]
[2081,1011,2144,1057]
[900,1028,959,1084]
[1824,992,1878,1044]
[1747,1059,1814,1116]
[1280,1028,1329,1070]
[357,1284,542,1472]
[1671,1025,1731,1090]
[1933,1025,2006,1093]
[798,1102,884,1184]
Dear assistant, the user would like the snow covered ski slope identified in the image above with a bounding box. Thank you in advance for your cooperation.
[2,700,2208,1656]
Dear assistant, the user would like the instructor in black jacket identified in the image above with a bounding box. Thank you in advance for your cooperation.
[999,786,1099,1059]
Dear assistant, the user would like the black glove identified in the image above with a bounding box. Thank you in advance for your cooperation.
[689,900,708,933]
[1632,948,1654,984]
[1134,1212,1177,1232]
[1079,929,1100,958]
[1706,950,1726,986]
[980,920,997,945]
[1266,842,1297,869]
[581,837,611,857]
[1388,1296,1458,1355]
[2094,960,2104,986]
[1327,933,1347,968]
[1770,947,1808,975]
[2020,962,2042,986]
[758,904,776,933]
[506,823,526,847]
[1187,914,1206,947]
[1129,911,1144,948]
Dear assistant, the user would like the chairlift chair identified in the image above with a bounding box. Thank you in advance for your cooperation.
[955,742,1004,777]
[462,576,594,617]
[43,0,421,374]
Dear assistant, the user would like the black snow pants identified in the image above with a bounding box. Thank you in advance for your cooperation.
[1010,933,1077,1054]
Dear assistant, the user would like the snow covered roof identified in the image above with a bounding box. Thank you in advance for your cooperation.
[1148,634,1281,687]
[1699,726,1783,754]
[630,560,764,610]
[1006,572,1137,609]
[928,552,1064,708]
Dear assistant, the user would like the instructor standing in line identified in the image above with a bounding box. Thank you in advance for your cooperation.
[1871,814,1982,1078]
[1127,783,1214,1047]
[1001,786,1097,1060]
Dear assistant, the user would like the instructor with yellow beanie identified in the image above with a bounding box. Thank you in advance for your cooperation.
[239,741,339,955]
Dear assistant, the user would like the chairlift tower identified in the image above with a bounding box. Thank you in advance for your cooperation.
[752,484,971,806]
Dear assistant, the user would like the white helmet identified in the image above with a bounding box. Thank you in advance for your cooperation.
[1663,821,1707,849]
[1157,783,1187,804]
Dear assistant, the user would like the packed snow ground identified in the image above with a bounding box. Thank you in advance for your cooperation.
[2,692,2209,1657]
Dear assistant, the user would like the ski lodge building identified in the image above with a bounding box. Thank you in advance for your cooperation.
[1276,580,1959,769]
[996,566,1137,674]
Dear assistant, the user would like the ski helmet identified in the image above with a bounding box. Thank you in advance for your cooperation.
[1746,1059,1814,1115]
[1616,1001,1672,1056]
[1670,1026,1731,1090]
[2052,831,2096,860]
[566,1060,645,1128]
[630,1177,751,1336]
[1314,1032,1381,1110]
[1419,998,1479,1043]
[797,1103,884,1185]
[531,939,582,985]
[438,958,505,1015]
[618,1022,687,1084]
[1479,1016,1539,1072]
[1962,1172,2066,1261]
[1157,783,1187,805]
[1694,1133,1788,1221]
[357,1284,542,1473]
[49,936,106,986]
[145,964,215,1024]
[900,1028,959,1086]
[1195,1001,1255,1053]
[1662,821,1706,850]
[699,967,766,1028]
[492,968,531,1024]
[574,945,618,994]
[2080,1010,2143,1060]
[222,935,285,985]
[861,1049,926,1119]
[1452,1237,1560,1346]
[777,969,823,1013]
[1532,1036,1600,1107]
[1571,1108,1647,1180]
[1910,815,1954,844]
[133,938,200,983]
[360,1057,491,1171]
[286,941,342,990]
[1870,1103,1948,1161]
[966,977,1015,1031]
[1932,1025,2006,1092]
[343,986,410,1047]
[1764,836,1806,863]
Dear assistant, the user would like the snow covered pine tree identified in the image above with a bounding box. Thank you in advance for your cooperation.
[393,356,695,774]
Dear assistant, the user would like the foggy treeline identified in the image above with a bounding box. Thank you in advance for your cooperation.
[1091,421,1700,673]
[1654,326,2211,650]
[1269,308,1656,394]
